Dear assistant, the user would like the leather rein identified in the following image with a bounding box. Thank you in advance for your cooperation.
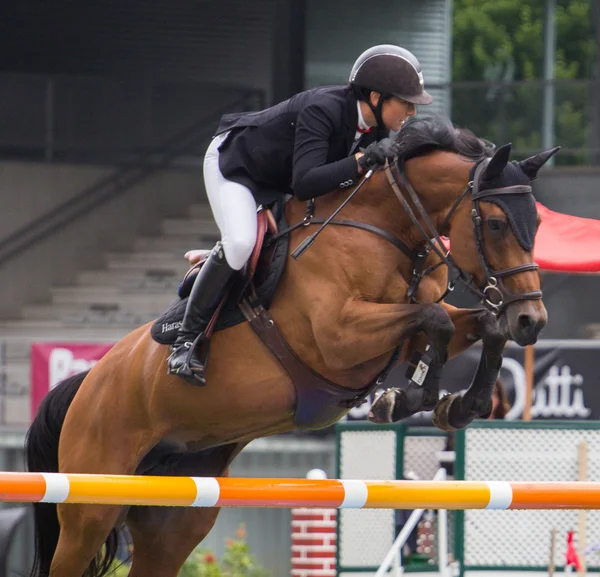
[270,157,541,315]
[384,157,541,315]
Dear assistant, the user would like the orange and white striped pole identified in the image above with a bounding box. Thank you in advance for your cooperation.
[1,473,600,509]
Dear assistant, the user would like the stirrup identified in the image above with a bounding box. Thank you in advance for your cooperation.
[168,333,207,385]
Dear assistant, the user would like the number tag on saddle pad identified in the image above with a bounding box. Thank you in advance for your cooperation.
[406,351,432,385]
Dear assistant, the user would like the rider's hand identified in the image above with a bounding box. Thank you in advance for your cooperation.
[357,138,399,171]
[355,152,365,173]
[185,249,210,265]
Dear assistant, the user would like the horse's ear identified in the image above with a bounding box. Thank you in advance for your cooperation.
[519,146,561,180]
[482,143,512,182]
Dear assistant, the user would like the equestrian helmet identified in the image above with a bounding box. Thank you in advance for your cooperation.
[349,44,433,105]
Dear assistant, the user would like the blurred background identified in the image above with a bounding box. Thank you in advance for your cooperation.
[0,1,598,575]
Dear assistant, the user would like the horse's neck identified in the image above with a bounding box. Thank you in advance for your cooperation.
[338,167,454,246]
[398,153,474,236]
[283,152,472,261]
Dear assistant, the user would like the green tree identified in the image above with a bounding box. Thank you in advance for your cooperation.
[451,0,596,164]
[453,0,594,82]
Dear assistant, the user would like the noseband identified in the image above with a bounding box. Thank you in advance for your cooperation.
[384,157,542,315]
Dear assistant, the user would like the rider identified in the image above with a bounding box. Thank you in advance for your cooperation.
[168,44,434,384]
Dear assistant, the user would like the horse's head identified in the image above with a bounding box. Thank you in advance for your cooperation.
[446,142,559,345]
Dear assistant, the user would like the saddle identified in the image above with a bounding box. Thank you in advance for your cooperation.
[151,204,289,345]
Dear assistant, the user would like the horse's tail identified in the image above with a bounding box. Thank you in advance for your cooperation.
[25,370,120,577]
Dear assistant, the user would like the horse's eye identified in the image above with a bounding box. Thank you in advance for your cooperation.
[487,218,507,233]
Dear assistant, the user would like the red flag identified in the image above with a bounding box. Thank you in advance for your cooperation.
[442,203,600,274]
[534,203,600,273]
[565,530,581,570]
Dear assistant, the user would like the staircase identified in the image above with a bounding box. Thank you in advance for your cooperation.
[22,202,218,327]
[0,201,220,425]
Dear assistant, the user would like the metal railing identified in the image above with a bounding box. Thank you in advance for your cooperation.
[375,467,451,577]
[449,78,600,165]
[0,73,265,163]
[0,341,28,428]
[2,73,597,166]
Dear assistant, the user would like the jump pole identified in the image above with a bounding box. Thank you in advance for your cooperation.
[1,473,600,510]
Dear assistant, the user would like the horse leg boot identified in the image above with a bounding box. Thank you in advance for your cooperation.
[433,310,506,431]
[168,242,236,385]
[369,304,455,423]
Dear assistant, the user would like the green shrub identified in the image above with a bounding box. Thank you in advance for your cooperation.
[108,523,271,577]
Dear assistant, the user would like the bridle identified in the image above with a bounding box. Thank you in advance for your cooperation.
[383,157,542,315]
[272,156,542,316]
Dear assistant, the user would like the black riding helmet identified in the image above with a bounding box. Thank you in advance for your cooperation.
[349,44,433,131]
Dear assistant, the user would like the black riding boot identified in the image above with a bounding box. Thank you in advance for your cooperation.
[167,243,236,385]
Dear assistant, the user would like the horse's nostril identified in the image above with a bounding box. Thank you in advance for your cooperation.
[518,314,534,333]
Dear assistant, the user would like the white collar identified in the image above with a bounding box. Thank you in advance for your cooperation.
[357,101,370,131]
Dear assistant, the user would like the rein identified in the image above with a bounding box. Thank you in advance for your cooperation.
[274,157,541,315]
[385,158,541,314]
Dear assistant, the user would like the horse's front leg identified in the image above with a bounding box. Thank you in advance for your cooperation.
[362,303,456,423]
[311,299,454,386]
[368,304,491,424]
[432,309,507,431]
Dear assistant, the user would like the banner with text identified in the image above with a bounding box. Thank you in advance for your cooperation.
[29,340,600,426]
[30,342,114,420]
[345,341,600,425]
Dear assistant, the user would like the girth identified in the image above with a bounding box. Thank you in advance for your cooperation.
[239,301,402,430]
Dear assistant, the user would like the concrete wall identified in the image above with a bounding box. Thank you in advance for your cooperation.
[305,0,452,117]
[0,161,203,318]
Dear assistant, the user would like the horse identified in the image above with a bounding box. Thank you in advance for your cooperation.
[25,115,558,577]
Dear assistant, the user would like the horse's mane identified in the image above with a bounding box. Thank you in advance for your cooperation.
[394,115,494,162]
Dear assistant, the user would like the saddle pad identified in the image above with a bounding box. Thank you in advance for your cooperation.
[151,210,289,345]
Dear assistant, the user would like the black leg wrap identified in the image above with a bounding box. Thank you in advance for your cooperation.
[433,352,502,431]
[433,310,505,431]
[392,360,444,420]
[368,352,445,424]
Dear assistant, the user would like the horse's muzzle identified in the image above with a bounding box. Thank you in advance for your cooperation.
[501,300,548,346]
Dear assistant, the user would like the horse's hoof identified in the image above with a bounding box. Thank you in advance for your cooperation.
[368,388,398,424]
[432,393,458,432]
[390,389,422,421]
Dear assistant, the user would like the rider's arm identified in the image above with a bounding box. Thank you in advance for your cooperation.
[292,103,365,201]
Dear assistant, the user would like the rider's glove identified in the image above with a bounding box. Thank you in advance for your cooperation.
[358,138,399,171]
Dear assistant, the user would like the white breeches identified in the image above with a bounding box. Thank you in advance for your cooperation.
[203,132,258,271]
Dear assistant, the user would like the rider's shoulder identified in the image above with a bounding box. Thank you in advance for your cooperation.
[292,85,352,116]
[296,85,349,104]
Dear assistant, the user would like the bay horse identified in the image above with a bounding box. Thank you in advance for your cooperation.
[26,116,557,577]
